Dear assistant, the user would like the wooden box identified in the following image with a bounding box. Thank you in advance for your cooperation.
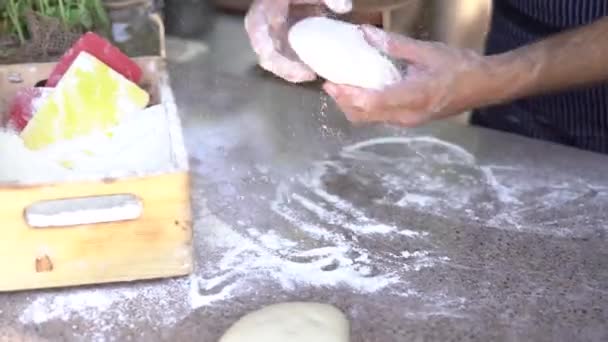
[0,26,192,292]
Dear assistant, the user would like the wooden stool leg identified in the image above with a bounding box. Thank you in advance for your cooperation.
[382,9,392,31]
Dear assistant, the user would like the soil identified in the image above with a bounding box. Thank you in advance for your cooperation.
[0,12,81,65]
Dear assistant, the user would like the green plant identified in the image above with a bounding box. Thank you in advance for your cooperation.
[0,0,110,45]
[3,0,27,43]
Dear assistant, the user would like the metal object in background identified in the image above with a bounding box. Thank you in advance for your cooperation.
[164,0,215,38]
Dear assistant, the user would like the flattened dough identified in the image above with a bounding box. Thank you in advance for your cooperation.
[219,302,350,342]
[288,17,401,89]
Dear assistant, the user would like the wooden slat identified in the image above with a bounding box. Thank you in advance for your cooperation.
[0,172,193,292]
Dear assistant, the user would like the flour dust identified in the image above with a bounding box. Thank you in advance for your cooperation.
[14,135,607,340]
[346,136,608,238]
[316,92,345,140]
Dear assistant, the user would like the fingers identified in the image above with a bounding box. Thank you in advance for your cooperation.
[324,82,390,123]
[324,82,390,115]
[323,82,430,127]
[245,1,280,57]
[325,81,419,113]
[325,85,380,123]
[360,25,436,63]
[261,52,317,83]
[322,0,353,14]
[292,0,353,13]
[245,0,288,33]
[245,0,317,83]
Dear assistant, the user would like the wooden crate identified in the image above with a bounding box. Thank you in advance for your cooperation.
[0,33,192,291]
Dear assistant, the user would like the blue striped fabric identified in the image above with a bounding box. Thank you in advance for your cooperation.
[470,1,608,154]
[505,0,608,29]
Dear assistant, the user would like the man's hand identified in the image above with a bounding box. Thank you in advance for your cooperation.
[245,0,353,83]
[324,17,608,127]
[323,25,499,127]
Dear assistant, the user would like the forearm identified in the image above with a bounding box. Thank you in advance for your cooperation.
[481,16,608,106]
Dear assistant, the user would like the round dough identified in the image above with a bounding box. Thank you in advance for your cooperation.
[288,17,401,89]
[219,302,350,342]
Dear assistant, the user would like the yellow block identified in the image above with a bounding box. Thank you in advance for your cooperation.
[21,51,150,150]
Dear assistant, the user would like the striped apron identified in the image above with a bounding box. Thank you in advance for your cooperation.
[470,0,608,154]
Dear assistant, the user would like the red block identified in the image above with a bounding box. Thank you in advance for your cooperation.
[46,32,142,87]
[6,87,53,132]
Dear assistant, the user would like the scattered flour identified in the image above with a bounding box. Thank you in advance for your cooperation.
[340,136,608,238]
[20,290,138,325]
[16,279,192,342]
[188,204,409,308]
[316,93,345,139]
[396,193,437,207]
[188,138,459,309]
[14,135,606,340]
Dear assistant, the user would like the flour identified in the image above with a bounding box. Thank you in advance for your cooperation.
[20,290,138,325]
[189,206,406,308]
[396,193,437,207]
[249,228,299,250]
[188,138,453,308]
[288,161,426,237]
[316,93,344,139]
[484,169,608,238]
[18,279,193,341]
[15,136,461,337]
[290,182,400,235]
[0,105,176,185]
[15,134,605,340]
[322,0,353,14]
[339,136,608,238]
[480,166,521,205]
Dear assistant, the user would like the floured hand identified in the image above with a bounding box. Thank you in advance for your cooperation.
[324,25,494,127]
[244,0,353,83]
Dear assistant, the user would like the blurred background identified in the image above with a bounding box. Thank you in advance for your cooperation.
[161,0,492,50]
[159,0,493,124]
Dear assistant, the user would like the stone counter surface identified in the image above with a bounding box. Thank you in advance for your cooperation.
[1,15,607,342]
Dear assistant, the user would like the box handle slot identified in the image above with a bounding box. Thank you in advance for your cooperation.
[24,194,143,228]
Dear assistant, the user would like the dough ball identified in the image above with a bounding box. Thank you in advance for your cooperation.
[219,302,350,342]
[288,17,401,90]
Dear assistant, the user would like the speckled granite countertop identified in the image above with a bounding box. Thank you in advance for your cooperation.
[1,15,607,342]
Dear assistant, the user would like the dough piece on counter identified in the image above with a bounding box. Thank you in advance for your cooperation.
[219,302,350,342]
[288,17,401,90]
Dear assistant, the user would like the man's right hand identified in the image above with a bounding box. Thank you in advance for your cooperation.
[323,25,498,127]
[244,0,353,83]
